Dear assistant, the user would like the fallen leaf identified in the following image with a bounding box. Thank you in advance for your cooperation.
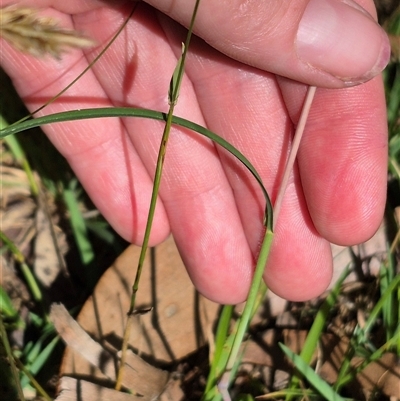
[50,303,168,399]
[56,377,136,401]
[34,194,67,287]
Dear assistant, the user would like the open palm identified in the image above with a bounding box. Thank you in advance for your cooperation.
[0,0,389,303]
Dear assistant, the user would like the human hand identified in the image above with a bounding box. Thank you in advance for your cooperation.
[0,0,390,303]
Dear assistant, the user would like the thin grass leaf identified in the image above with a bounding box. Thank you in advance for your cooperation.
[379,252,398,341]
[217,231,273,399]
[286,265,351,399]
[357,273,400,341]
[385,64,400,129]
[0,286,19,321]
[0,231,43,307]
[168,43,185,105]
[22,324,54,366]
[258,388,344,400]
[279,343,346,401]
[3,135,39,196]
[0,116,39,196]
[334,273,400,392]
[205,305,234,392]
[0,107,272,226]
[168,0,200,105]
[85,219,124,248]
[0,314,25,401]
[386,62,400,183]
[20,335,59,391]
[203,306,252,401]
[336,328,400,389]
[15,356,52,401]
[62,178,95,267]
[28,311,45,328]
[301,265,351,361]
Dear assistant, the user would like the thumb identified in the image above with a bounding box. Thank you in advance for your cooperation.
[147,0,390,88]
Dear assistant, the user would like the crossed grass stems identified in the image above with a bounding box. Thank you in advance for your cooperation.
[0,1,399,400]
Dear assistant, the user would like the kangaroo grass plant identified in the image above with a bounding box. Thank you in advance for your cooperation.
[1,1,399,400]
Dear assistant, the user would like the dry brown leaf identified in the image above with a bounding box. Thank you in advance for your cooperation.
[59,237,218,400]
[56,377,136,401]
[1,163,68,287]
[354,352,400,399]
[50,303,169,400]
[34,194,67,287]
[322,339,400,399]
[0,255,30,312]
[0,5,95,58]
[56,377,185,401]
[0,165,36,254]
[0,165,32,203]
[61,236,219,365]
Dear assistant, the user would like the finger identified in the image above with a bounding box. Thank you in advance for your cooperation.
[278,76,387,245]
[146,0,390,88]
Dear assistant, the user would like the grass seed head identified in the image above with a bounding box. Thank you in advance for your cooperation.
[0,5,96,59]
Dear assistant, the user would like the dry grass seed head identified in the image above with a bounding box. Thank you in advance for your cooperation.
[0,5,95,59]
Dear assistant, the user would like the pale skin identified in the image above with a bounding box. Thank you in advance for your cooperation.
[0,0,389,303]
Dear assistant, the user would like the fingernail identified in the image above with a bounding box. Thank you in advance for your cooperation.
[296,0,390,85]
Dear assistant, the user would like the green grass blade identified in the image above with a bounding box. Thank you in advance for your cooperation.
[379,252,398,342]
[228,230,273,370]
[203,305,234,401]
[0,314,25,401]
[215,229,273,399]
[279,343,346,401]
[286,265,351,399]
[336,327,400,389]
[335,273,400,392]
[14,357,52,401]
[258,388,355,400]
[20,335,59,390]
[168,0,200,105]
[0,107,272,227]
[0,231,43,307]
[0,286,19,321]
[301,265,351,361]
[169,44,185,105]
[359,273,400,340]
[205,305,234,391]
[62,179,95,267]
[0,119,39,196]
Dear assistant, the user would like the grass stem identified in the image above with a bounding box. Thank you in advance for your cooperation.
[273,86,316,229]
[115,1,201,391]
